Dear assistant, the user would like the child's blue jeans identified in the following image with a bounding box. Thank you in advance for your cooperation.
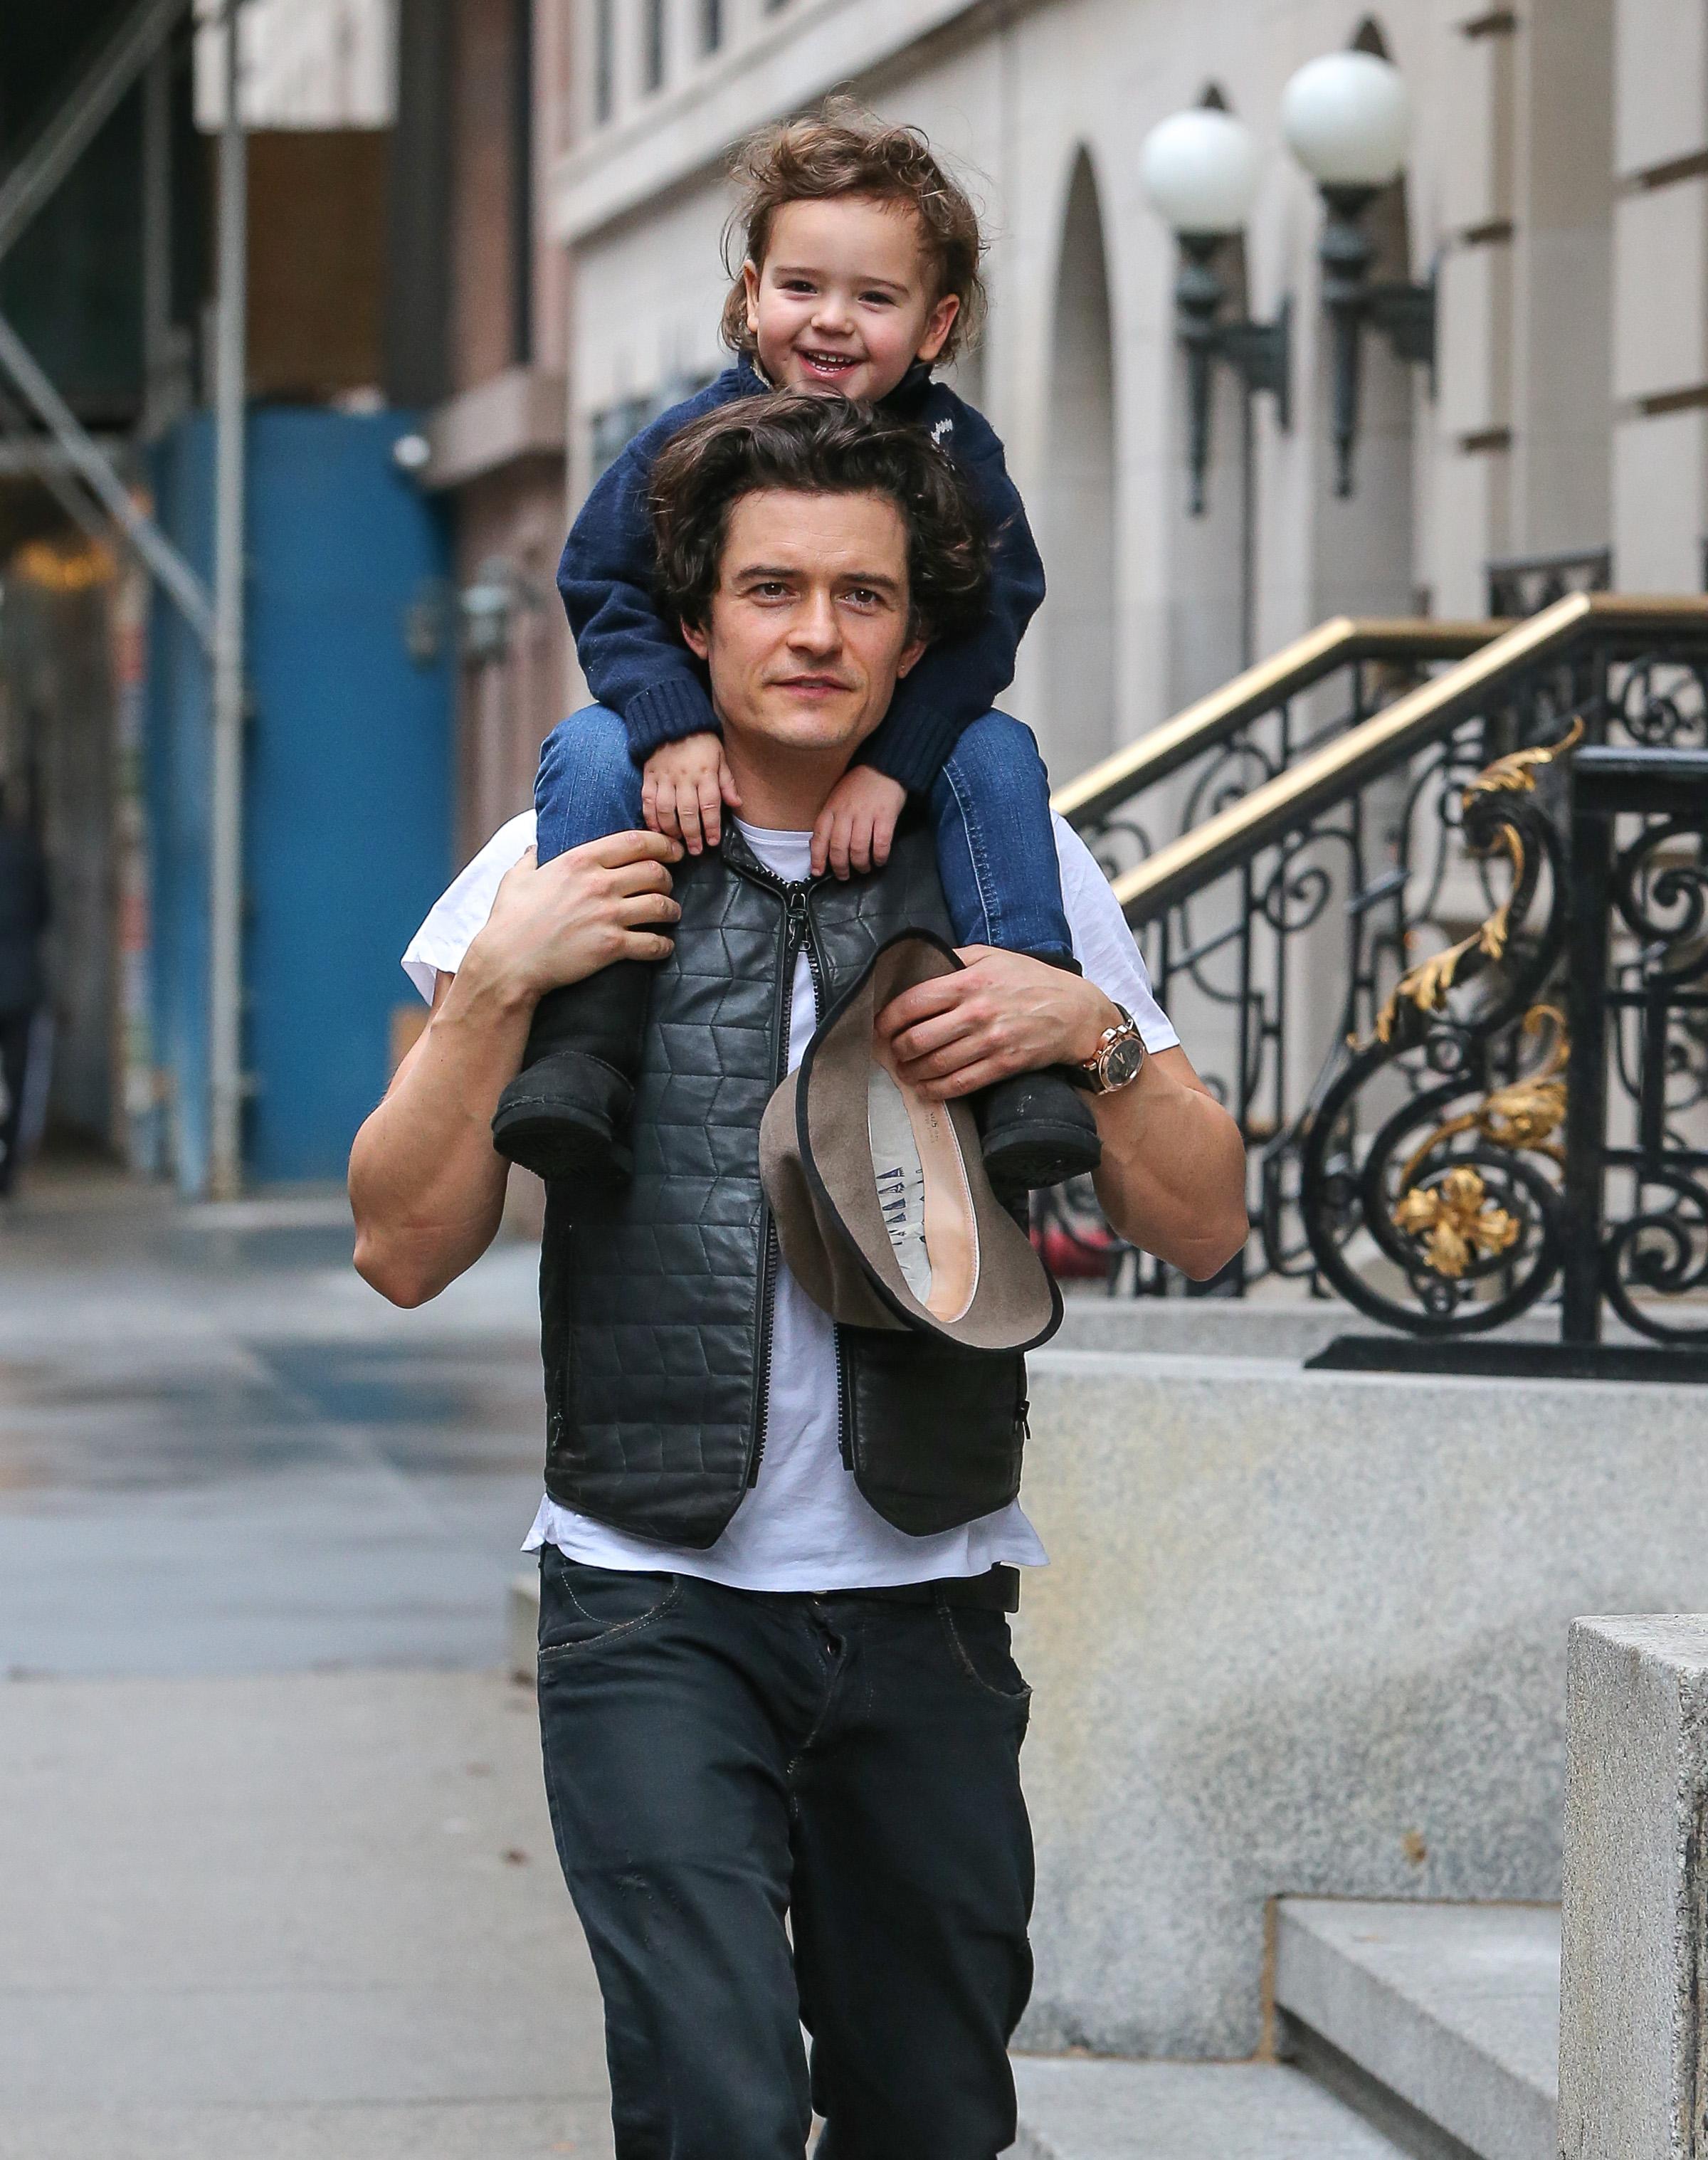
[534,707,1075,967]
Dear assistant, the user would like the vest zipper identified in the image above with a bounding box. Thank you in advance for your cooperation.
[738,868,852,1486]
[791,890,853,1469]
[746,880,808,1487]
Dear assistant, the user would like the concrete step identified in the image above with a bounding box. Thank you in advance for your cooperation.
[1273,1900,1558,2160]
[1048,1292,1652,1364]
[1011,2056,1408,2156]
[1050,1296,1349,1361]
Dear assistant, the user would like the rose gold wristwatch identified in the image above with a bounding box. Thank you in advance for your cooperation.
[1078,1003,1147,1095]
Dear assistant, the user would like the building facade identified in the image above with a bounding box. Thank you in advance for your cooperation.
[193,0,398,129]
[411,0,577,860]
[524,0,1703,796]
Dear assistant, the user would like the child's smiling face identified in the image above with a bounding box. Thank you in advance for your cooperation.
[743,195,961,404]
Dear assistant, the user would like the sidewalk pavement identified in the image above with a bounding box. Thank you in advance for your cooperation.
[0,1175,547,1677]
[0,1173,614,2156]
[0,1666,613,2159]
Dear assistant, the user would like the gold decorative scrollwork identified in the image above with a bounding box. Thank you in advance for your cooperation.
[1392,1165,1522,1279]
[1396,1004,1569,1193]
[1366,719,1585,1048]
[1371,829,1522,1044]
[1461,719,1585,801]
[1388,1005,1569,1277]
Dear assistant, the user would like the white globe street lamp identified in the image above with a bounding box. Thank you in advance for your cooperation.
[1139,107,1261,241]
[1280,49,1411,190]
[1139,107,1290,517]
[1279,47,1435,497]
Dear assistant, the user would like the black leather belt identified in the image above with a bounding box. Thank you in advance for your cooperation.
[809,1565,1019,1614]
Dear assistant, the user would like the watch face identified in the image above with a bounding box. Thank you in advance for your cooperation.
[1103,1036,1146,1090]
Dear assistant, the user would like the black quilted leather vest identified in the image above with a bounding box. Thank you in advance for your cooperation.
[539,819,1031,1549]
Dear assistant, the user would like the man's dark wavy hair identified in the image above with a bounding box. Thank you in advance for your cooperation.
[648,392,990,646]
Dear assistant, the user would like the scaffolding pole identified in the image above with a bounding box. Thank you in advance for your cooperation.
[0,0,209,638]
[0,0,191,268]
[141,38,174,437]
[0,309,212,641]
[209,0,247,1200]
[0,379,111,547]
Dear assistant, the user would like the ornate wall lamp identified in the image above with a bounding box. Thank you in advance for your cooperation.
[1279,48,1436,497]
[1144,52,1438,510]
[1140,107,1291,516]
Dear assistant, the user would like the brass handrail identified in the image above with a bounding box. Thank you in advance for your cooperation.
[1051,616,1509,829]
[1112,593,1708,925]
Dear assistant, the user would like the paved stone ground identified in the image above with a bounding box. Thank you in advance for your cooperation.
[0,1169,615,2157]
[0,1166,555,1678]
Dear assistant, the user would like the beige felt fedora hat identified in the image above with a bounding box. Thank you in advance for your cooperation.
[759,932,1063,1352]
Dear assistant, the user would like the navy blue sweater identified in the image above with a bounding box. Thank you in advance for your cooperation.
[555,357,1047,796]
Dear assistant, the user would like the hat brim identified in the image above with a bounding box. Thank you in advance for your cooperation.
[760,930,1063,1353]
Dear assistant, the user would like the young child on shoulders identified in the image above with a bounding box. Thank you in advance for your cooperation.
[492,99,1099,1195]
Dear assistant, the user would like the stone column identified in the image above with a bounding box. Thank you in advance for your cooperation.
[1559,1616,1708,2159]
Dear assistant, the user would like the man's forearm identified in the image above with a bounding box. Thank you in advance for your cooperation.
[1090,1049,1249,1280]
[349,958,532,1306]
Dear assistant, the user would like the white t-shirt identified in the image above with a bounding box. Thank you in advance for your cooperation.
[403,811,1177,1592]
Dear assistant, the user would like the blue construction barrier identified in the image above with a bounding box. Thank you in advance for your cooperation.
[147,406,453,1191]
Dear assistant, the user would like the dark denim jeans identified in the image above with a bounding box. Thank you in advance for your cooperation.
[534,705,1075,966]
[535,1548,1035,2159]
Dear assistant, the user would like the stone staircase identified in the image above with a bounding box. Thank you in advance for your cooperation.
[1011,1896,1561,2159]
[1011,2055,1408,2158]
[1003,1294,1588,2158]
[1272,1900,1557,2160]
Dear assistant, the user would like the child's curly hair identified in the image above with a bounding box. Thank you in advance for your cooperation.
[648,394,991,645]
[719,97,987,366]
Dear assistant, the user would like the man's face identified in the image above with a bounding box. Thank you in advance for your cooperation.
[681,487,925,776]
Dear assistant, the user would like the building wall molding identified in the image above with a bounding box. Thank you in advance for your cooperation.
[545,0,1005,246]
[1623,381,1708,421]
[1616,147,1708,196]
[1459,8,1517,38]
[423,364,567,492]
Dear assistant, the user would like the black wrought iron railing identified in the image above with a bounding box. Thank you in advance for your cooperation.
[1035,611,1507,1292]
[1051,614,1504,869]
[1485,546,1612,620]
[1048,594,1708,1359]
[1563,746,1708,1349]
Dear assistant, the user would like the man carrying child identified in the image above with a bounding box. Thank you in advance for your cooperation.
[492,102,1105,1203]
[350,104,1248,2160]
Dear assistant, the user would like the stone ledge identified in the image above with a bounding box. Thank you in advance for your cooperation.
[1045,1294,1652,1365]
[1013,1360,1708,2058]
[1559,1615,1708,2159]
[1274,1899,1557,2160]
[1011,2056,1403,2158]
[422,367,567,492]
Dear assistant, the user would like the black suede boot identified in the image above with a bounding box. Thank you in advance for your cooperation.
[978,954,1103,1193]
[490,961,651,1184]
[980,1068,1102,1192]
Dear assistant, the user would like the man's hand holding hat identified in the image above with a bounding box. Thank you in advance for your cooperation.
[877,946,1123,1100]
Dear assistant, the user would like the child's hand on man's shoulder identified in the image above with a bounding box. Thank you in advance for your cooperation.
[812,766,907,881]
[641,732,742,855]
